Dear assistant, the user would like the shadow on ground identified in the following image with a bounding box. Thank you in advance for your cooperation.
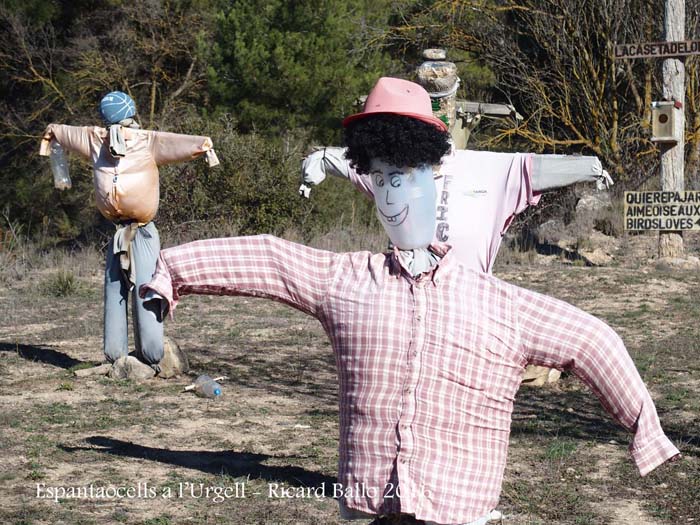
[0,341,90,369]
[60,436,337,489]
[513,381,628,442]
[513,380,700,459]
[186,344,339,404]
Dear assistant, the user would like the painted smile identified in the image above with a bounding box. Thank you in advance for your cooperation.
[377,205,409,226]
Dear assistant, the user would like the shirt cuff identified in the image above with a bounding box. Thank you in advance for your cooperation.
[140,288,170,320]
[138,256,177,319]
[630,433,681,477]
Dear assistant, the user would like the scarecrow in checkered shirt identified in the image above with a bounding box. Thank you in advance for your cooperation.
[140,78,679,525]
[302,71,615,390]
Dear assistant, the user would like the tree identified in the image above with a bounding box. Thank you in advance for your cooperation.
[0,1,219,242]
[374,0,499,103]
[685,3,700,190]
[382,0,678,188]
[208,0,395,141]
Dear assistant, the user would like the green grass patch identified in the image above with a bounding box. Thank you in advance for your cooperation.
[41,402,76,424]
[41,270,80,297]
[543,439,578,461]
[664,386,691,405]
[68,362,97,373]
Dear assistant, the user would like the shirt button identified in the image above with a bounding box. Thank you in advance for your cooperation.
[415,315,422,322]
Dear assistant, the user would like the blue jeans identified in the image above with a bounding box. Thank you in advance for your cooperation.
[103,221,163,367]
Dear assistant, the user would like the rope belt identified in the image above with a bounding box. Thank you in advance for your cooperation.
[113,221,144,290]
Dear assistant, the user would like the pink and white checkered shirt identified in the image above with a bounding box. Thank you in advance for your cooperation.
[141,235,679,525]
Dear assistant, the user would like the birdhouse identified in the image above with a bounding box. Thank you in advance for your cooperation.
[651,101,680,144]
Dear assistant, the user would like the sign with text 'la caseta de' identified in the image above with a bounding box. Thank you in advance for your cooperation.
[624,192,700,231]
[615,40,700,59]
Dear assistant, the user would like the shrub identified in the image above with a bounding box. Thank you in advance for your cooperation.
[42,270,78,297]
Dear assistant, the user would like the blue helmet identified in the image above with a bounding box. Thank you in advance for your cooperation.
[99,91,136,124]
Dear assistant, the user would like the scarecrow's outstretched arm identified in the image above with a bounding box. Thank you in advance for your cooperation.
[150,131,219,167]
[299,147,613,198]
[299,147,360,198]
[39,124,91,159]
[139,235,337,318]
[532,154,614,192]
[517,284,679,476]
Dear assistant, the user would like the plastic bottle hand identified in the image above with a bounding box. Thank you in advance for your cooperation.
[49,140,72,191]
[298,183,313,198]
[596,170,614,191]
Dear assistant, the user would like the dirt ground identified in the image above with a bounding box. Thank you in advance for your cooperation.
[0,234,698,525]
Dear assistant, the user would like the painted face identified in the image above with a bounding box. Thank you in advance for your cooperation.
[370,159,437,250]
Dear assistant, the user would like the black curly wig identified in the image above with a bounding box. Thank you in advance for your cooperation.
[343,114,451,175]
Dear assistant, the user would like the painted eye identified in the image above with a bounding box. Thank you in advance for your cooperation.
[375,174,384,187]
[390,176,401,188]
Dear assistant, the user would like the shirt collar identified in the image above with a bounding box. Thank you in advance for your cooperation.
[389,243,456,285]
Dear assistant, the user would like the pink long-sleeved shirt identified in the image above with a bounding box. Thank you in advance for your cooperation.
[141,235,679,524]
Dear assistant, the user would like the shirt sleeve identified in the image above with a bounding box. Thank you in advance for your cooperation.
[40,124,91,159]
[345,164,374,199]
[516,286,680,476]
[531,154,606,191]
[150,130,214,166]
[139,235,338,318]
[499,152,541,234]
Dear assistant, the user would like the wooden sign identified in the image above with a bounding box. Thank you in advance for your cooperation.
[615,40,700,59]
[624,191,700,230]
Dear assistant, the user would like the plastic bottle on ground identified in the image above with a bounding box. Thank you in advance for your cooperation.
[193,374,222,399]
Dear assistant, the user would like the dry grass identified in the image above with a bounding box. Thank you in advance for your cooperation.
[158,217,388,255]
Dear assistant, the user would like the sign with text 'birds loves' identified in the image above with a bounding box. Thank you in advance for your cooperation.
[624,192,700,230]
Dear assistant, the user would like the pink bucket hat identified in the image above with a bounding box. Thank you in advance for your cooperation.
[342,77,448,131]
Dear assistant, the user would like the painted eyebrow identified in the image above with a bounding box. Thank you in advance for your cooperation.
[370,170,382,175]
[388,170,404,176]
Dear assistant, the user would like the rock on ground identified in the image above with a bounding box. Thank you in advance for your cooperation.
[157,336,190,379]
[522,365,561,387]
[656,255,700,270]
[108,355,155,381]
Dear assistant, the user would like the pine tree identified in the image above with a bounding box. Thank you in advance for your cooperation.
[208,0,395,141]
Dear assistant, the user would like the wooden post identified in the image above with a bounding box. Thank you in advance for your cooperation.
[659,0,685,257]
